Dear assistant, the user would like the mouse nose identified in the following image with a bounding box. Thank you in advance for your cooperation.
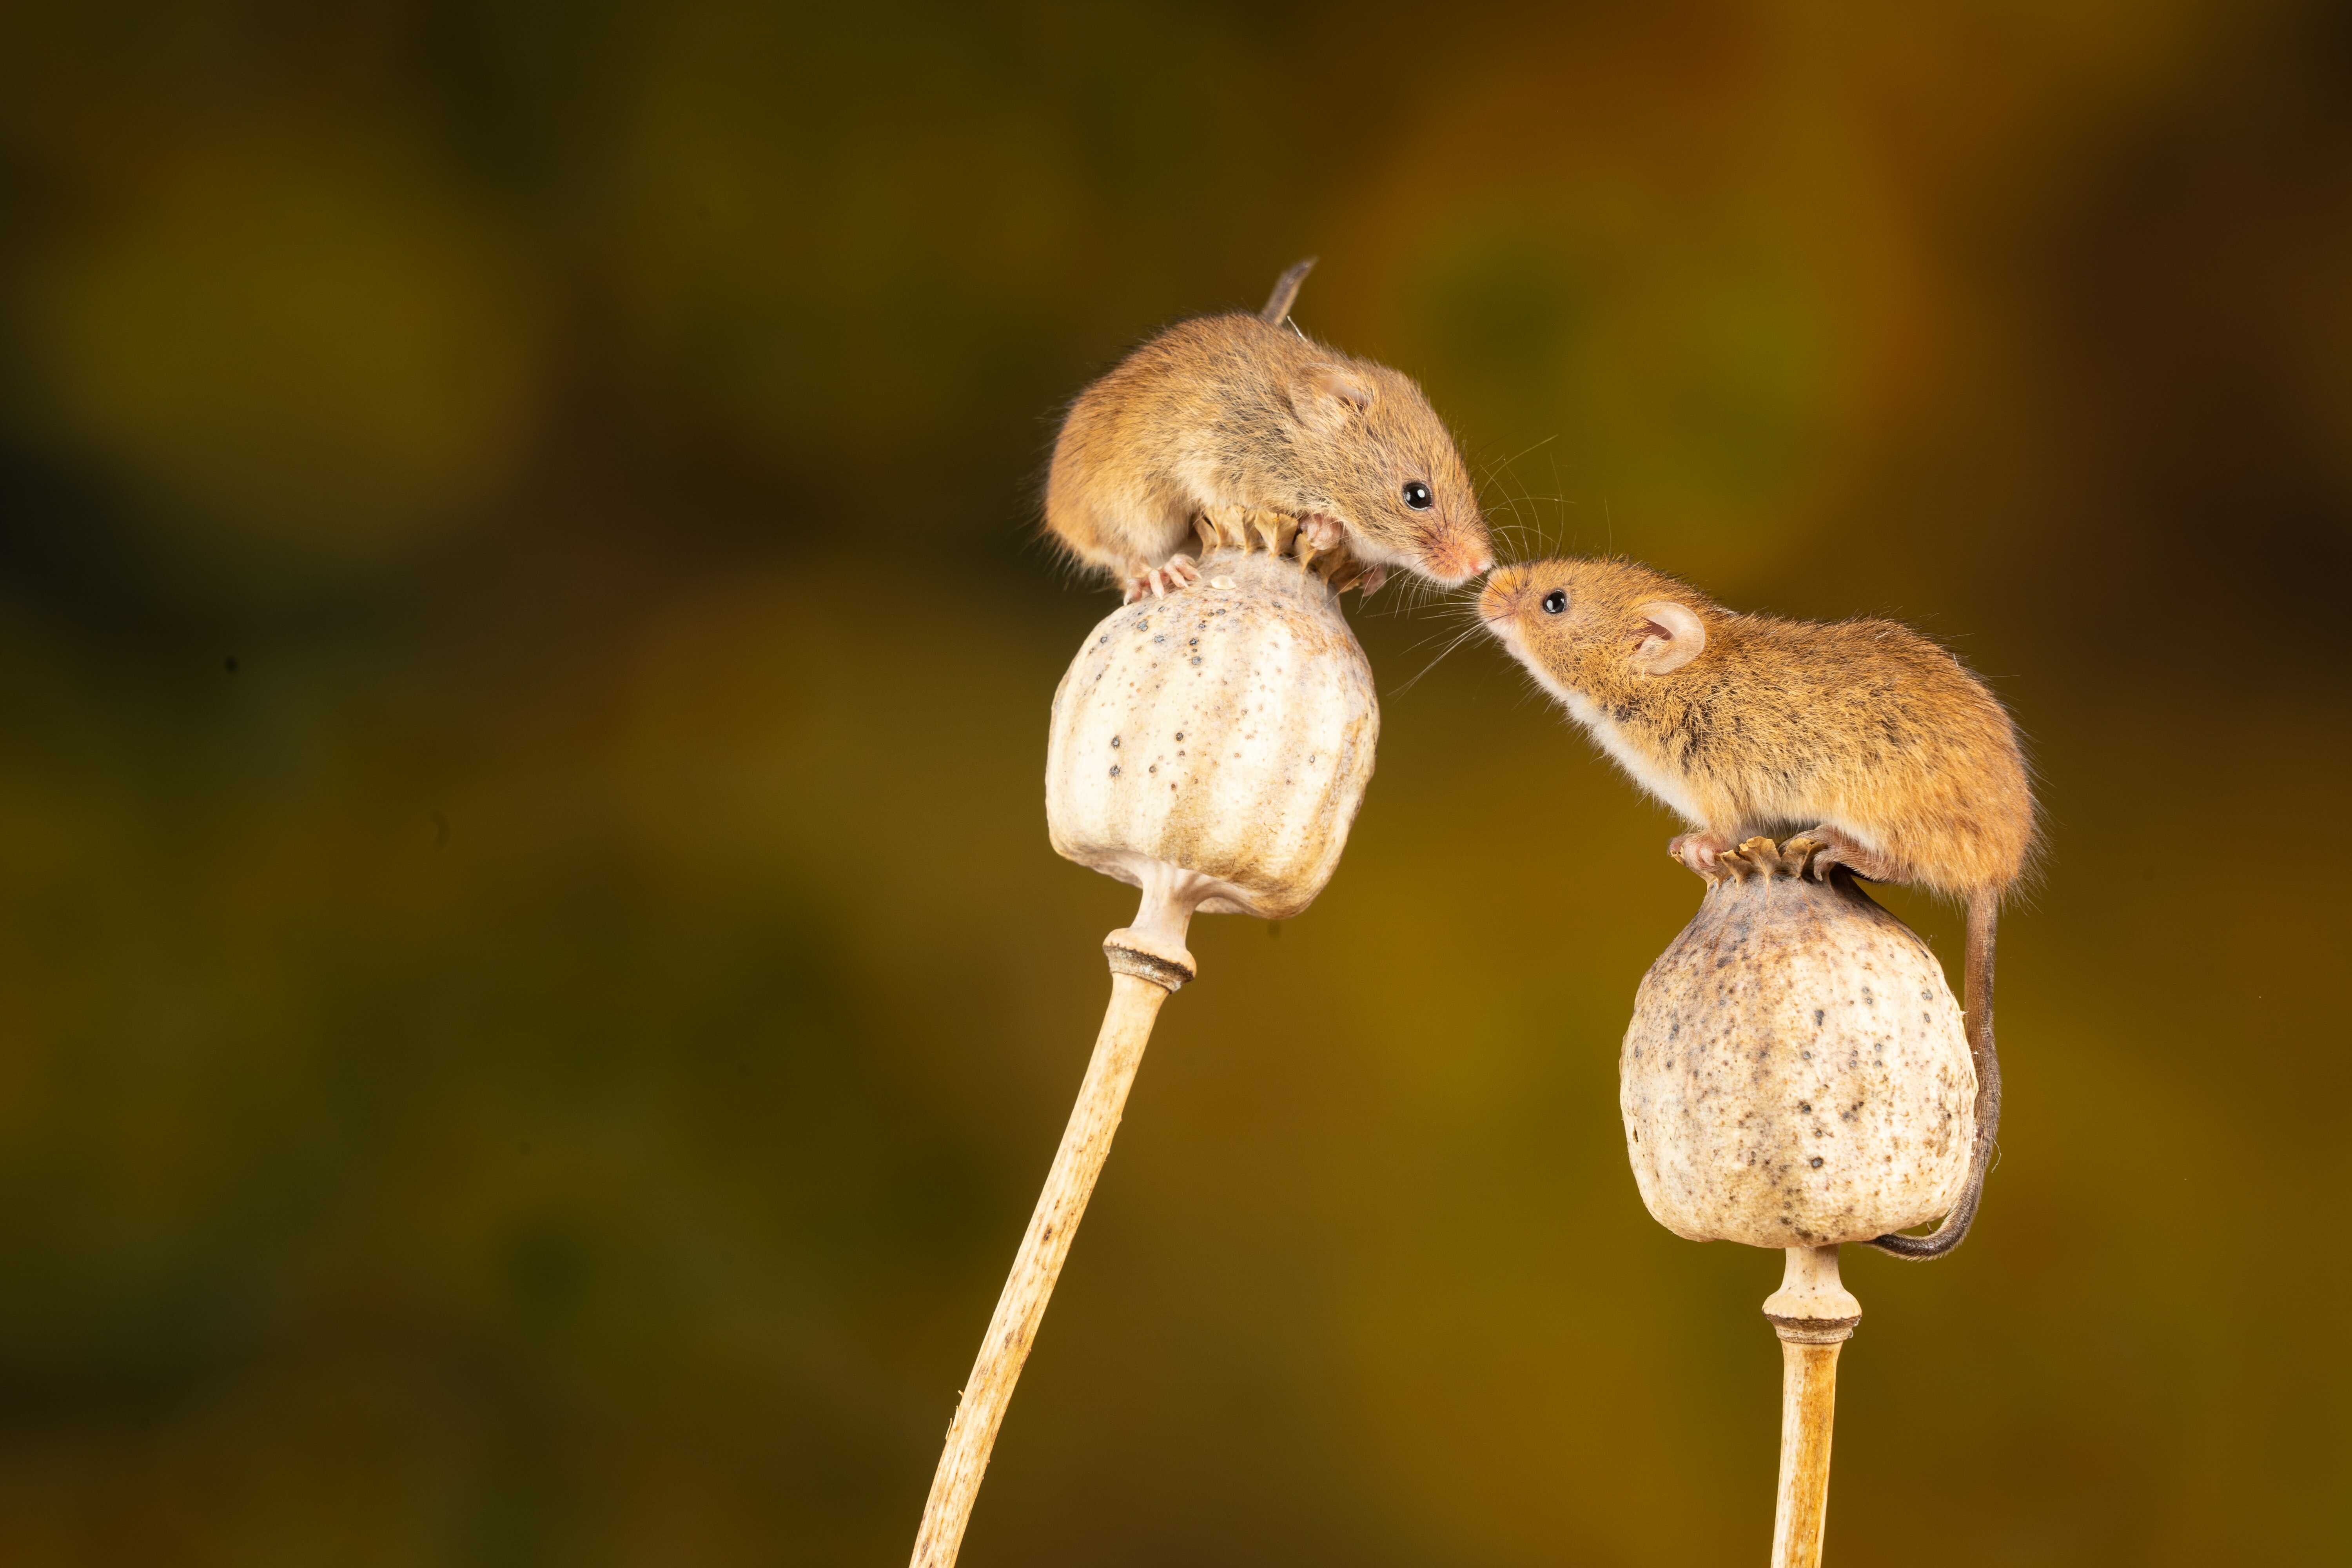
[1478,566,1525,620]
[1430,536,1496,584]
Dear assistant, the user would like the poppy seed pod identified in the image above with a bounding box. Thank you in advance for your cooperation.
[1620,836,1976,1248]
[1045,506,1380,921]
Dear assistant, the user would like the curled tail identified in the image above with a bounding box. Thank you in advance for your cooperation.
[1865,893,2002,1261]
[1260,258,1316,325]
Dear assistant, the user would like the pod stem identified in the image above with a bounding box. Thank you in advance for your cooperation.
[908,865,1212,1568]
[1763,1245,1861,1568]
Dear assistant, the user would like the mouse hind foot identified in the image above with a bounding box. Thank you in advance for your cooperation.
[1789,826,1900,885]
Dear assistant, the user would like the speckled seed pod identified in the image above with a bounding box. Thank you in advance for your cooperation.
[1620,837,1975,1248]
[1045,507,1379,920]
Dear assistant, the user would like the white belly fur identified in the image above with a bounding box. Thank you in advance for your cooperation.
[1521,664,1707,826]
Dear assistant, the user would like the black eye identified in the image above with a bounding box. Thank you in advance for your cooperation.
[1541,590,1567,615]
[1402,480,1433,510]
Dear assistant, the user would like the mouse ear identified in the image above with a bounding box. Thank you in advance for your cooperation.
[1629,601,1707,675]
[1288,365,1375,436]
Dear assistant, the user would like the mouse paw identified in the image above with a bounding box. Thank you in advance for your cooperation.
[1120,555,1201,603]
[1791,826,1898,884]
[1353,564,1388,598]
[1669,831,1738,879]
[1299,514,1348,552]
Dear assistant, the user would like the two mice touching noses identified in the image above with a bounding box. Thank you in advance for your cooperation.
[1045,264,2036,1260]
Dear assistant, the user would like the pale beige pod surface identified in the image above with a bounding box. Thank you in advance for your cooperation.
[1620,840,1976,1248]
[1045,539,1378,921]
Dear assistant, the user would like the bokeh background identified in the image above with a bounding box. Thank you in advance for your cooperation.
[4,2,2349,1563]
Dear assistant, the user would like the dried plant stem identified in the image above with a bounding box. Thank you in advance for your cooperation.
[1770,1340,1841,1567]
[1763,1246,1861,1568]
[909,867,1210,1568]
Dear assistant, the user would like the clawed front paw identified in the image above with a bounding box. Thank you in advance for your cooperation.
[1299,514,1348,552]
[1120,555,1203,603]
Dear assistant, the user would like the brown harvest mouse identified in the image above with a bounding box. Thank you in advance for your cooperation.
[1480,556,2037,1260]
[1044,259,1493,602]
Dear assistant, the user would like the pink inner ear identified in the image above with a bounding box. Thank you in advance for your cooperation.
[1310,366,1372,409]
[1636,619,1669,642]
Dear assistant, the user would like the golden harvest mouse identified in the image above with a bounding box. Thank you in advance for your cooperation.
[1480,556,2037,1259]
[1044,260,1494,602]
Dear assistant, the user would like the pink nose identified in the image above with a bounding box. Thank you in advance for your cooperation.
[1477,567,1526,619]
[1432,540,1496,584]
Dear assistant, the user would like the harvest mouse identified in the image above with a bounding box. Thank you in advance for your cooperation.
[1044,259,1494,602]
[1480,557,2037,1260]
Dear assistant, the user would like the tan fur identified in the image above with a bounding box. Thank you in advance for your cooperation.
[1044,292,1492,592]
[1479,558,2035,900]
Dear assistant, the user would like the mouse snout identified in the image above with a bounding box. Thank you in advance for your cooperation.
[1478,566,1529,622]
[1424,531,1495,585]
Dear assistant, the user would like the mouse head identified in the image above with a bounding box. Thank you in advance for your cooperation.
[1478,557,1716,701]
[1287,356,1491,584]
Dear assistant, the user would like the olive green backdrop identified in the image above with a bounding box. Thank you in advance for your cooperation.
[4,3,2347,1563]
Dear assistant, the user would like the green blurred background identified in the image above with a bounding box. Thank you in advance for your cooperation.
[4,2,2348,1563]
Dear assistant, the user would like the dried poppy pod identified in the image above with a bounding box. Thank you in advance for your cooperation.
[1619,835,1976,1249]
[1619,835,1978,1568]
[911,507,1379,1568]
[1045,504,1380,924]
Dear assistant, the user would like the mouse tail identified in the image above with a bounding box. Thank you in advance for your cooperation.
[1260,258,1317,325]
[1863,891,2002,1261]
